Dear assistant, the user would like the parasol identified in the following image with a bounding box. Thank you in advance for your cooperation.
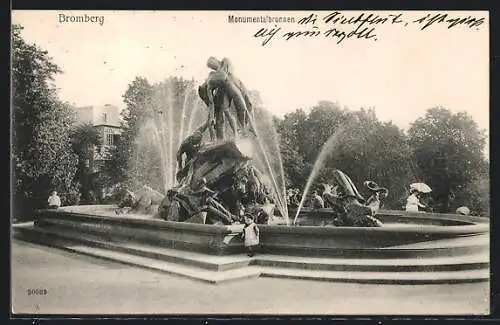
[410,183,432,193]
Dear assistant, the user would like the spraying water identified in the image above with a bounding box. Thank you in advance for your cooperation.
[166,86,174,188]
[250,108,289,224]
[292,127,346,225]
[149,120,169,192]
[242,106,289,224]
[133,77,205,193]
[178,89,190,146]
[174,89,193,180]
[186,101,201,137]
[131,76,288,224]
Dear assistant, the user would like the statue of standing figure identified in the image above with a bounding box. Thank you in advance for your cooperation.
[198,78,236,140]
[198,56,255,141]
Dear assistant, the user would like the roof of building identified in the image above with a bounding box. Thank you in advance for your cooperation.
[93,124,122,129]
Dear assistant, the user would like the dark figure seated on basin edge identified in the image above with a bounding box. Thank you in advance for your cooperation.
[321,170,387,227]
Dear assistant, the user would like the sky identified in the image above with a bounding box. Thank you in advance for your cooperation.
[12,10,489,137]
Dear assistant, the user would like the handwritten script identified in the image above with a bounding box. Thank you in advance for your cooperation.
[252,12,486,46]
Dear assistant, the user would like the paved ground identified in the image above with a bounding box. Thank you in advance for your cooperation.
[11,240,489,315]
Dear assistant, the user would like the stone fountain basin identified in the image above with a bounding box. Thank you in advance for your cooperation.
[33,205,489,257]
[291,207,489,226]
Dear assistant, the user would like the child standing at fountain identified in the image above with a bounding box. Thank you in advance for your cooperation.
[242,214,260,257]
[47,191,61,209]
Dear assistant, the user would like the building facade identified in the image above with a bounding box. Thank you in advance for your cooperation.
[74,103,121,127]
[73,104,122,172]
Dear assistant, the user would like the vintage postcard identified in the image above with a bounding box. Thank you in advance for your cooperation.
[11,10,490,316]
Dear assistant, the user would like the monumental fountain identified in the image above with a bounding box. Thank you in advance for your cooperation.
[13,57,490,284]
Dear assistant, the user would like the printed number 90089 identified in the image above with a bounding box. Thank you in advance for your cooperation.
[27,288,48,296]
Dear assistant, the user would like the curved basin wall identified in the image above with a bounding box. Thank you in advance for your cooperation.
[290,208,489,226]
[34,210,243,255]
[33,207,489,257]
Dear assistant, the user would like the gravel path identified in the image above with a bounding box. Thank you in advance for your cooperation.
[11,240,489,315]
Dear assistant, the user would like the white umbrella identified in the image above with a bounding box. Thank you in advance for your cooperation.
[410,183,432,193]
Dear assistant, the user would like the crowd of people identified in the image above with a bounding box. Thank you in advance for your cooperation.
[286,182,386,215]
[47,181,471,217]
[285,183,471,216]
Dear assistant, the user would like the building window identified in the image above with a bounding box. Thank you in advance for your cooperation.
[106,133,114,146]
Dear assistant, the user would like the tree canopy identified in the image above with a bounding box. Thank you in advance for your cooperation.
[104,76,155,189]
[276,104,417,209]
[408,107,488,212]
[12,24,78,216]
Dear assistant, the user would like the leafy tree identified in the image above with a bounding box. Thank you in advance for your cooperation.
[104,76,154,188]
[453,172,489,216]
[71,122,101,166]
[317,108,416,209]
[70,122,102,203]
[275,109,310,188]
[12,24,78,217]
[276,104,416,209]
[302,101,346,160]
[408,107,487,212]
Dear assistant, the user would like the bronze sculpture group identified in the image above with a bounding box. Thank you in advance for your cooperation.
[116,57,388,227]
[304,170,387,227]
[197,56,255,141]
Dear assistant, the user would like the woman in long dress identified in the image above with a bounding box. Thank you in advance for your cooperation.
[405,188,426,212]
